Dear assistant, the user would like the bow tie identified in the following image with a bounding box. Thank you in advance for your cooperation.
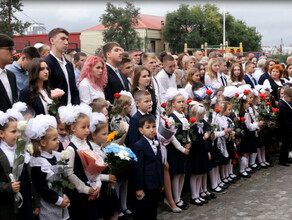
[196,122,204,134]
[152,140,159,146]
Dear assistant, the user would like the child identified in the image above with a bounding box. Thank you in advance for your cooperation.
[58,104,101,220]
[89,112,120,220]
[277,88,292,166]
[188,103,213,205]
[165,88,190,210]
[109,92,133,217]
[0,110,33,219]
[127,90,152,148]
[56,114,70,151]
[27,114,70,220]
[132,114,164,220]
[238,90,264,177]
[90,97,110,122]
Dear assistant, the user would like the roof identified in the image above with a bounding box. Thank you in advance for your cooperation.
[82,14,165,32]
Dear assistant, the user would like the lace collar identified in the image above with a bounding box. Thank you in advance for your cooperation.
[0,141,16,167]
[40,149,55,159]
[71,135,89,150]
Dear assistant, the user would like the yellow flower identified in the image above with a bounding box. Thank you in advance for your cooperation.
[107,131,119,142]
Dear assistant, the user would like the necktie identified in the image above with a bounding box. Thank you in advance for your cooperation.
[252,76,257,86]
[115,69,126,89]
[152,140,159,155]
[221,75,226,87]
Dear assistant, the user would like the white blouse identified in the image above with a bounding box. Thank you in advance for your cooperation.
[78,78,105,104]
[204,74,221,89]
[39,90,52,114]
[184,82,194,99]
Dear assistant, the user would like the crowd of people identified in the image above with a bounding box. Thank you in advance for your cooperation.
[0,27,292,220]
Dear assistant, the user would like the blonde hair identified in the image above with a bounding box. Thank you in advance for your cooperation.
[207,58,219,80]
[166,94,185,116]
[189,104,205,121]
[90,98,109,112]
[182,56,196,70]
[184,67,200,86]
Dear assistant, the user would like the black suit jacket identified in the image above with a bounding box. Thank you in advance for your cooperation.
[132,136,164,191]
[19,86,46,115]
[243,74,256,89]
[45,54,80,105]
[0,70,18,112]
[104,64,130,103]
[277,99,292,139]
[258,72,269,85]
[127,111,142,148]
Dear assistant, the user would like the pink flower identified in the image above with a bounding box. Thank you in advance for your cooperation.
[51,88,65,99]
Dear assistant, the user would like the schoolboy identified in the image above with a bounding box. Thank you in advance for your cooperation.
[132,114,164,220]
[127,90,152,148]
[277,87,292,166]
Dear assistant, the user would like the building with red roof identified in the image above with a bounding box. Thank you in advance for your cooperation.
[80,14,167,55]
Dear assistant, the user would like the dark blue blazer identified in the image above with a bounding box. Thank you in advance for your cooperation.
[277,99,292,139]
[104,64,130,103]
[258,72,269,85]
[45,54,80,105]
[0,70,18,112]
[19,86,46,115]
[127,111,142,148]
[243,74,256,88]
[132,136,164,191]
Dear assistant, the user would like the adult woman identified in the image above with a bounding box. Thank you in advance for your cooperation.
[78,56,107,104]
[19,58,52,115]
[184,67,201,99]
[131,65,157,117]
[258,59,277,85]
[194,62,206,84]
[284,63,292,83]
[263,64,285,101]
[204,58,221,89]
[175,55,195,88]
[227,63,246,86]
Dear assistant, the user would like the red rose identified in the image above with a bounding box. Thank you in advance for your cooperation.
[189,117,196,123]
[272,107,279,112]
[186,99,193,105]
[235,93,239,97]
[265,102,270,106]
[240,117,246,122]
[161,103,166,108]
[215,108,221,113]
[236,117,240,122]
[206,89,213,96]
[243,90,249,95]
[259,93,266,100]
[114,93,121,98]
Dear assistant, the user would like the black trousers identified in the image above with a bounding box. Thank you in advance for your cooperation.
[133,189,160,220]
[279,139,291,164]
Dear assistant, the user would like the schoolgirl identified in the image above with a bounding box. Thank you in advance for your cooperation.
[58,104,101,220]
[165,88,190,210]
[27,114,70,220]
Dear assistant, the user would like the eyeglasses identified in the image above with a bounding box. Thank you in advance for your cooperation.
[0,47,16,52]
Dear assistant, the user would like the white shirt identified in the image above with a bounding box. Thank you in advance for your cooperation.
[50,51,71,105]
[143,135,159,155]
[157,69,177,103]
[184,82,194,99]
[263,78,283,88]
[39,90,52,114]
[253,68,264,83]
[0,68,13,103]
[204,74,221,89]
[78,78,105,104]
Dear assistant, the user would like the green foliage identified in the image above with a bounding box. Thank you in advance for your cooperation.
[0,0,31,37]
[163,3,262,53]
[100,1,142,50]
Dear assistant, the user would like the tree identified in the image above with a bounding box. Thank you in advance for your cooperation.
[100,1,142,50]
[163,4,262,53]
[0,0,30,37]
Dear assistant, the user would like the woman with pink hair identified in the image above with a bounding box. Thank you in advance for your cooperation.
[78,56,107,104]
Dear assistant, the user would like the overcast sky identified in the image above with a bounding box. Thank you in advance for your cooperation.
[16,1,292,47]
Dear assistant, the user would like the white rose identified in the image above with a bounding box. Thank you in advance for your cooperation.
[60,150,69,160]
[17,120,27,131]
[26,143,34,155]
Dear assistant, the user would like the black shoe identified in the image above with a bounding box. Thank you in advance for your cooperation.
[246,168,255,174]
[198,197,208,204]
[199,192,211,201]
[240,172,251,178]
[190,198,203,206]
[260,162,268,169]
[230,174,240,181]
[219,182,230,189]
[176,201,189,210]
[211,187,227,194]
[250,164,261,170]
[206,191,217,199]
[279,162,290,167]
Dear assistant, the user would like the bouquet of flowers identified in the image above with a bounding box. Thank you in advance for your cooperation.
[158,114,177,146]
[50,150,75,191]
[257,94,278,129]
[78,150,108,200]
[48,88,65,117]
[104,144,137,180]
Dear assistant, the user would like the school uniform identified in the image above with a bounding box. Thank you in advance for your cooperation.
[127,110,143,148]
[132,87,157,118]
[30,150,69,220]
[0,69,18,112]
[132,135,164,220]
[188,120,210,175]
[166,111,190,177]
[277,98,292,164]
[65,135,101,220]
[0,141,33,220]
[243,73,257,89]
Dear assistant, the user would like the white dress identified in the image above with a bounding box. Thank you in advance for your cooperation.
[78,78,105,104]
[204,74,221,89]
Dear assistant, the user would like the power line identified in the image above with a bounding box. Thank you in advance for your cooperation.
[19,10,48,32]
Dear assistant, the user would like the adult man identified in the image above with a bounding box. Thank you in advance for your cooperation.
[286,56,292,65]
[118,57,134,89]
[253,59,266,83]
[128,48,142,65]
[73,52,87,84]
[6,46,40,94]
[45,28,80,105]
[103,42,130,103]
[193,50,203,62]
[0,34,18,111]
[243,61,257,88]
[218,57,228,85]
[157,55,177,102]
